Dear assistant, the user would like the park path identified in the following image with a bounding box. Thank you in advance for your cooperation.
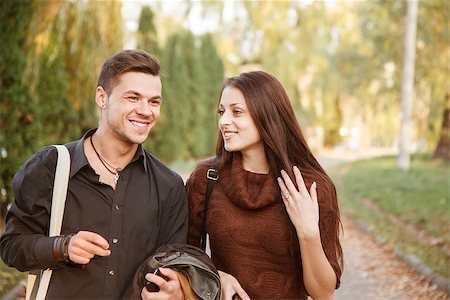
[318,148,449,300]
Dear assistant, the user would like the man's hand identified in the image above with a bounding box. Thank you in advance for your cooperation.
[68,231,111,264]
[141,267,183,300]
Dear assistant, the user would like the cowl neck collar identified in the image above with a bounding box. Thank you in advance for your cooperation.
[219,153,280,210]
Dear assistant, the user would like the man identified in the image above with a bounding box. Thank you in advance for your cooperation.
[0,50,187,299]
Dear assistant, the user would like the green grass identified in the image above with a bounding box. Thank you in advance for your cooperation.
[330,154,450,278]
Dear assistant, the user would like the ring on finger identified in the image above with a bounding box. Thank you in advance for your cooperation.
[284,193,291,200]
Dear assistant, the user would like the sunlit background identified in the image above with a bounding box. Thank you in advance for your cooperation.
[1,0,449,298]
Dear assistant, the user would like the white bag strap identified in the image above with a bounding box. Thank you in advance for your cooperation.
[48,145,71,237]
[32,145,71,300]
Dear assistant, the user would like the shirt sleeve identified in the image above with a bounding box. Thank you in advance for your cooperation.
[0,146,62,271]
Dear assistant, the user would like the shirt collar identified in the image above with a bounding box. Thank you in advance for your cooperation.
[70,128,147,178]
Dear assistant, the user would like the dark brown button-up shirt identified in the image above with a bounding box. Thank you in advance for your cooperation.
[0,129,188,299]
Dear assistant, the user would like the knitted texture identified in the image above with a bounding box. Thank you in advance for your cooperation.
[187,154,341,299]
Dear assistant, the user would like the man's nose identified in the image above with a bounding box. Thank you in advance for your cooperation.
[136,100,152,116]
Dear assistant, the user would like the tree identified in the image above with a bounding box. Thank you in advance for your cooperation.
[433,93,449,161]
[0,0,37,218]
[64,1,123,133]
[196,34,225,156]
[137,6,160,56]
[147,33,186,161]
[414,0,449,150]
[30,3,80,147]
[398,0,418,171]
[147,30,224,162]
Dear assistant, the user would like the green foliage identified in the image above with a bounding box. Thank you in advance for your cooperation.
[1,1,124,206]
[203,1,447,151]
[414,0,449,146]
[330,155,450,277]
[196,34,225,155]
[0,0,39,211]
[64,1,124,133]
[138,6,160,56]
[148,30,224,162]
[34,10,80,147]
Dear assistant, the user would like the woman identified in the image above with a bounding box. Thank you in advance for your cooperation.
[186,71,343,299]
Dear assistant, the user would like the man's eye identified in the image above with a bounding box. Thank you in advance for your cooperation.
[128,96,138,101]
[150,99,161,105]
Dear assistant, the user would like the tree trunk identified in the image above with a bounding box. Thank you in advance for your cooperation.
[433,93,450,161]
[398,0,419,171]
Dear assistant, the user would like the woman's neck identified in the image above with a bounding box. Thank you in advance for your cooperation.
[240,149,270,174]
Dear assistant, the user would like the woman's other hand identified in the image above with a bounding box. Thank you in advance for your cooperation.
[218,270,251,300]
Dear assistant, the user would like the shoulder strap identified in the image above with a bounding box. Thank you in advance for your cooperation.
[49,145,71,236]
[200,160,218,251]
[33,145,71,300]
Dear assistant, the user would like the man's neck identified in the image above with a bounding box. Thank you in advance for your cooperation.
[91,129,138,170]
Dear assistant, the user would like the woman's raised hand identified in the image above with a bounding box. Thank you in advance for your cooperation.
[277,166,320,239]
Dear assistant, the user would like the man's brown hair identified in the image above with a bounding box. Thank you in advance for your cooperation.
[97,49,160,95]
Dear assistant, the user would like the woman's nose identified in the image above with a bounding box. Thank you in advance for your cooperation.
[218,113,231,128]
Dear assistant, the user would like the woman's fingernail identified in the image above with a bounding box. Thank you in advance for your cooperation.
[281,170,285,174]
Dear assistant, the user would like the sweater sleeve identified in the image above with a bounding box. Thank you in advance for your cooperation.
[317,180,343,289]
[186,160,212,248]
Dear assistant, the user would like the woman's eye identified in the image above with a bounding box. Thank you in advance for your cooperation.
[233,110,242,116]
[218,109,224,115]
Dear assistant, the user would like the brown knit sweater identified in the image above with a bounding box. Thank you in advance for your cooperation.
[186,155,342,300]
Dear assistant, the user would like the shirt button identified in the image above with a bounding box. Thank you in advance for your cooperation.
[114,205,119,210]
[108,270,115,276]
[112,238,118,244]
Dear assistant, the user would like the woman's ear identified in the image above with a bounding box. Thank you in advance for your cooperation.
[95,86,108,108]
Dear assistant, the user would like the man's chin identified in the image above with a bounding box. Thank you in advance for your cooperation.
[131,136,149,145]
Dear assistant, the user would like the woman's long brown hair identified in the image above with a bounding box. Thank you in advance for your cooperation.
[215,70,343,273]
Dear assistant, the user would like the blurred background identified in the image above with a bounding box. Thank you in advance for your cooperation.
[1,0,449,298]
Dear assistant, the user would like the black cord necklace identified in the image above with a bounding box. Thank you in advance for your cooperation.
[90,136,122,183]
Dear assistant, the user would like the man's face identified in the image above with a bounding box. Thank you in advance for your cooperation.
[99,72,162,145]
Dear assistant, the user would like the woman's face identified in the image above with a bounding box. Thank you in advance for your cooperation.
[218,86,263,155]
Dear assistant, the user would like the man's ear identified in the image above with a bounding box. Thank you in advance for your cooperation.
[95,86,108,108]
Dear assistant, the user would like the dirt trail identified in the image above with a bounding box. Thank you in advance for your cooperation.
[334,215,449,300]
[318,149,449,300]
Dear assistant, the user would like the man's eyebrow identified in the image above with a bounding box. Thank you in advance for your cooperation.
[123,90,163,101]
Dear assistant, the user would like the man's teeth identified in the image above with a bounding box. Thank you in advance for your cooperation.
[131,121,147,127]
